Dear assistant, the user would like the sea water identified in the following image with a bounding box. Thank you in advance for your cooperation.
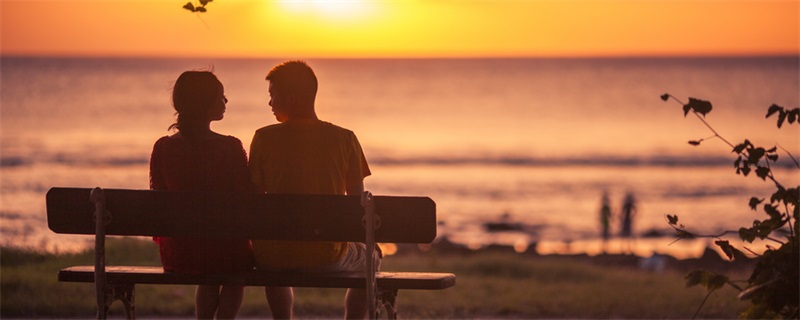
[2,56,798,258]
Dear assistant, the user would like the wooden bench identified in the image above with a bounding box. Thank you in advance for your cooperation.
[46,187,455,319]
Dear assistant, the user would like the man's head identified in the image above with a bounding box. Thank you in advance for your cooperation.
[266,61,318,122]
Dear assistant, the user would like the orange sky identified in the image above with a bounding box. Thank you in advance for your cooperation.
[1,0,798,58]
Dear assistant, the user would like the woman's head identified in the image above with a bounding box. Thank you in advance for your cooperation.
[169,71,227,132]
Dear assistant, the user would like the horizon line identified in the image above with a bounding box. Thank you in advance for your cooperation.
[3,52,799,60]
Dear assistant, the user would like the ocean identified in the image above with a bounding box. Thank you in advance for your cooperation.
[2,56,798,258]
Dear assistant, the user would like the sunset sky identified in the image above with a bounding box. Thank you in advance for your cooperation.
[1,0,798,58]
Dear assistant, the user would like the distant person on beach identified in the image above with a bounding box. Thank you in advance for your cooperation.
[599,191,612,252]
[150,70,254,319]
[619,192,637,253]
[619,192,636,237]
[249,61,375,319]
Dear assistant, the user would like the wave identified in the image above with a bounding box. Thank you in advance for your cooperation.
[369,154,799,168]
[3,152,797,169]
[0,156,30,168]
[1,154,150,168]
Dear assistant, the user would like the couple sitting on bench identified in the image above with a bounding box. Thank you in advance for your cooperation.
[151,61,375,319]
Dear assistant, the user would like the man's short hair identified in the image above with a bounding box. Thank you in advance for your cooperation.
[266,60,318,97]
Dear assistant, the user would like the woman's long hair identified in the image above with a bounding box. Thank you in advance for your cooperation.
[169,71,223,135]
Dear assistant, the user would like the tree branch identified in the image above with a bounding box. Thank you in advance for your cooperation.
[777,143,800,169]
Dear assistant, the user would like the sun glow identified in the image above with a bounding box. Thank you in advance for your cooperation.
[276,0,376,21]
[0,0,796,58]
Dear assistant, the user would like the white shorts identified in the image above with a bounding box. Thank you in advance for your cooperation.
[303,242,382,273]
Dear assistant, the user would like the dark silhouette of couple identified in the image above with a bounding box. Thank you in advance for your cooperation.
[150,61,374,319]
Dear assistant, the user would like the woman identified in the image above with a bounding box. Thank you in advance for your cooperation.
[150,70,254,319]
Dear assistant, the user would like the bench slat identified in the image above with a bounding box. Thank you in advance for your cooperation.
[58,266,456,290]
[47,188,436,243]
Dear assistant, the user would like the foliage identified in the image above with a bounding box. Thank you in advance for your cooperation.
[2,239,748,319]
[660,93,799,319]
[183,0,213,13]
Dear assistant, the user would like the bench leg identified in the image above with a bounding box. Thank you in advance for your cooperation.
[98,284,135,319]
[115,284,136,319]
[377,289,398,320]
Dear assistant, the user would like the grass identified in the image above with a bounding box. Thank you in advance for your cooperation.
[2,237,749,319]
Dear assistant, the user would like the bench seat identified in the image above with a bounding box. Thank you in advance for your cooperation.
[59,266,456,290]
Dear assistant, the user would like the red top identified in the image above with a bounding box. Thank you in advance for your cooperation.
[149,134,254,275]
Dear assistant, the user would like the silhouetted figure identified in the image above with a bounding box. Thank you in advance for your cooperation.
[150,71,254,319]
[599,191,612,252]
[619,192,637,254]
[249,61,375,319]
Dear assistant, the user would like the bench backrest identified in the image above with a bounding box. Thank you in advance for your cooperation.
[46,187,437,243]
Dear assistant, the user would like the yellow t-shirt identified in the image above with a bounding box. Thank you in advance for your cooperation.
[249,119,371,270]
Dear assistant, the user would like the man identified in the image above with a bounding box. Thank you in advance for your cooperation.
[249,60,374,319]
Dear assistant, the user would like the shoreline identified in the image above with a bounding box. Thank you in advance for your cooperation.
[393,236,757,274]
[4,232,759,273]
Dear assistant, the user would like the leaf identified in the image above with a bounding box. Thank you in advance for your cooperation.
[706,273,729,291]
[766,104,782,118]
[788,111,797,124]
[667,214,679,225]
[715,240,734,260]
[749,197,764,210]
[196,6,207,12]
[200,0,209,5]
[748,147,765,164]
[686,98,713,117]
[733,141,750,154]
[739,227,757,242]
[777,110,787,128]
[183,2,195,11]
[763,204,781,220]
[685,270,704,288]
[789,108,800,124]
[747,220,774,240]
[660,93,670,102]
[740,165,751,176]
[685,270,729,291]
[688,140,701,146]
[682,104,691,117]
[715,240,744,261]
[784,186,799,205]
[755,166,770,181]
[770,187,786,204]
